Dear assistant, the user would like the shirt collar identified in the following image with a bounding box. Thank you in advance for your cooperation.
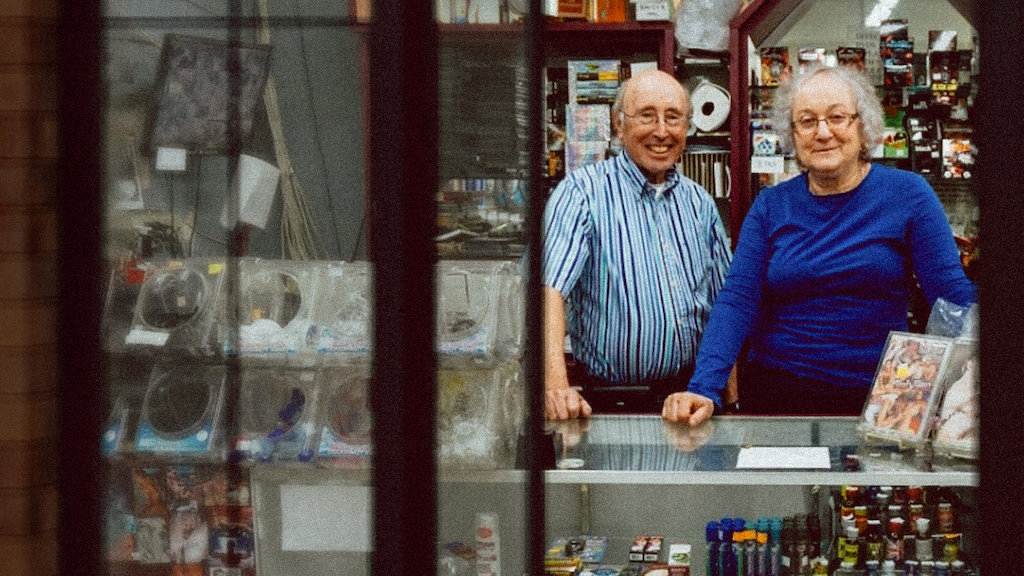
[615,151,681,198]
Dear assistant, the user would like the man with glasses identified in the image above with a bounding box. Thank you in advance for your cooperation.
[663,64,976,426]
[542,69,732,420]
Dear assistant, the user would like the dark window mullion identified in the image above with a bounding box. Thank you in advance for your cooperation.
[369,2,439,576]
[525,2,547,576]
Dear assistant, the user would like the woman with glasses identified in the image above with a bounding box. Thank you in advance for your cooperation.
[663,64,976,425]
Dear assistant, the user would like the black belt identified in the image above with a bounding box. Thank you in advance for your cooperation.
[566,360,694,414]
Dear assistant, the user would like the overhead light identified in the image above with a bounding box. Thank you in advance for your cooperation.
[865,0,901,28]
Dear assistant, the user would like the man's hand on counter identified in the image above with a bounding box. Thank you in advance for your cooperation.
[545,386,592,421]
[661,391,715,426]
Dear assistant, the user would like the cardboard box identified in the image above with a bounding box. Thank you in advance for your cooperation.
[590,0,626,22]
[643,535,663,563]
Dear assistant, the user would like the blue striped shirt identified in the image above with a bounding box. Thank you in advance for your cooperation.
[542,151,732,385]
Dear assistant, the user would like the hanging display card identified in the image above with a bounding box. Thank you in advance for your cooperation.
[567,59,620,105]
[758,46,790,86]
[837,47,866,72]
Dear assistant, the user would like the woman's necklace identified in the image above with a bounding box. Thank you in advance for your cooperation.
[809,162,870,195]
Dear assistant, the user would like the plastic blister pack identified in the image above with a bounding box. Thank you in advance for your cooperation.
[315,363,373,468]
[925,297,978,339]
[134,362,227,459]
[436,360,524,470]
[930,338,979,460]
[436,260,523,367]
[102,396,132,456]
[857,332,953,449]
[125,258,227,357]
[224,258,322,364]
[673,0,745,53]
[232,367,320,463]
[102,355,155,458]
[101,259,147,354]
[310,262,374,362]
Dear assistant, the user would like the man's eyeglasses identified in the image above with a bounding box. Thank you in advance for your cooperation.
[623,110,687,127]
[792,112,859,135]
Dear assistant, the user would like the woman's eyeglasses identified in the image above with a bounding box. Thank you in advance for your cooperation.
[792,112,859,135]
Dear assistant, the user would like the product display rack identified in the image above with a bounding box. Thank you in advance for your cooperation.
[436,20,676,258]
[675,51,735,239]
[728,0,979,244]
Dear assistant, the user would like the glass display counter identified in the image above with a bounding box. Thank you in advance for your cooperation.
[248,415,977,575]
[428,416,977,575]
[536,416,976,574]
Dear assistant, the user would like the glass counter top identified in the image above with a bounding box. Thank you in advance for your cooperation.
[534,415,978,486]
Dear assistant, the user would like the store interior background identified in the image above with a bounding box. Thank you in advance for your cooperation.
[5,0,1024,575]
[99,0,974,262]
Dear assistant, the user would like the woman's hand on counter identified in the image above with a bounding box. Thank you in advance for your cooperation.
[662,418,715,452]
[661,391,715,426]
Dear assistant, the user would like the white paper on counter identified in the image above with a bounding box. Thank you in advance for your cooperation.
[735,446,831,469]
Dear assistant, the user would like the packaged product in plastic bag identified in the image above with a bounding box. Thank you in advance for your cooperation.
[925,297,978,339]
[674,0,745,53]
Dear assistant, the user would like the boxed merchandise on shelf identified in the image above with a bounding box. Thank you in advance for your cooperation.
[123,258,227,358]
[313,358,525,471]
[232,367,320,464]
[222,258,323,365]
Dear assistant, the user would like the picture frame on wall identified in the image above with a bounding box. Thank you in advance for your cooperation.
[148,34,272,154]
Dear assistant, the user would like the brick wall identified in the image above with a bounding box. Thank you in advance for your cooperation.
[0,0,60,574]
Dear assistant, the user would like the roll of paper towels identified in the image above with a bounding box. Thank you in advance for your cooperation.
[690,82,731,133]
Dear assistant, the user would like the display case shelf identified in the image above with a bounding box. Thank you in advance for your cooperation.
[544,415,977,487]
[247,415,977,487]
[439,21,675,72]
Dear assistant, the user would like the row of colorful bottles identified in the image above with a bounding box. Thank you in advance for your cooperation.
[704,515,829,576]
[837,486,959,533]
[833,485,972,575]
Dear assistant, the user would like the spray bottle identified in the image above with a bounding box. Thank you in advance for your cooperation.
[474,512,500,576]
[707,520,721,576]
[768,517,783,576]
[755,517,769,576]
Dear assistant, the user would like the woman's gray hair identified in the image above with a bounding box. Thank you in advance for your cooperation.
[770,63,884,164]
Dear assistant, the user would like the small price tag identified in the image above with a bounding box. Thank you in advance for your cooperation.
[750,155,785,174]
[125,329,170,346]
[635,0,671,21]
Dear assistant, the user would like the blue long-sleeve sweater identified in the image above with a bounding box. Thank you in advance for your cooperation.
[687,164,977,407]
